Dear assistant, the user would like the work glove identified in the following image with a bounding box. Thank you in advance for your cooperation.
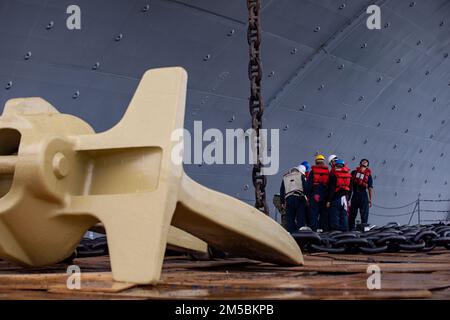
[341,195,348,212]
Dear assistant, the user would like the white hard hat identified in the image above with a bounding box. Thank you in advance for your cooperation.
[297,165,306,175]
[327,154,337,164]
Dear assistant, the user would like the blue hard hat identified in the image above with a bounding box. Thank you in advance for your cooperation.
[335,159,345,166]
[301,161,310,171]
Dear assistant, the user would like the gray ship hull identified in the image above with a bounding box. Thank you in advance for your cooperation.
[1,0,449,225]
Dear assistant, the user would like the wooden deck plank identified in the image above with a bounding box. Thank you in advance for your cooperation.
[0,250,449,299]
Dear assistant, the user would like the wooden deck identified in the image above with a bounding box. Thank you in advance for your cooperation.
[0,250,449,299]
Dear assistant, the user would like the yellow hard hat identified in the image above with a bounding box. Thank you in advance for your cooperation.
[315,154,325,161]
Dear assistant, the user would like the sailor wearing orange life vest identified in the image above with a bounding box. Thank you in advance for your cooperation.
[306,154,330,231]
[326,159,352,231]
[349,158,373,230]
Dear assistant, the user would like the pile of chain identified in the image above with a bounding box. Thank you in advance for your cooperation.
[292,222,450,254]
[75,236,108,258]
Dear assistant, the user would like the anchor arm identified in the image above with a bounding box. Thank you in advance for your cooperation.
[173,173,304,265]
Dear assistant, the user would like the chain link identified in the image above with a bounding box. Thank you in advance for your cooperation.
[292,222,450,254]
[247,0,268,214]
[72,236,108,259]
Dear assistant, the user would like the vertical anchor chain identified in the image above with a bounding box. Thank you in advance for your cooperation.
[247,0,269,215]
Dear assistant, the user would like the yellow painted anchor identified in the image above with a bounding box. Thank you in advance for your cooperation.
[0,67,303,284]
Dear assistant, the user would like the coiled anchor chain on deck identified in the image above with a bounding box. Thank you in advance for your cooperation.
[292,222,450,254]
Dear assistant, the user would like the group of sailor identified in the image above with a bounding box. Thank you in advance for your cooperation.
[279,155,373,233]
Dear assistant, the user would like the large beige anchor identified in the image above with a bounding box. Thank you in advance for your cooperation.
[0,67,303,284]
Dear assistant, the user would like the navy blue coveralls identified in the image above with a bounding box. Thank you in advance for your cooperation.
[305,168,329,231]
[349,171,373,230]
[280,175,308,233]
[327,173,352,232]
